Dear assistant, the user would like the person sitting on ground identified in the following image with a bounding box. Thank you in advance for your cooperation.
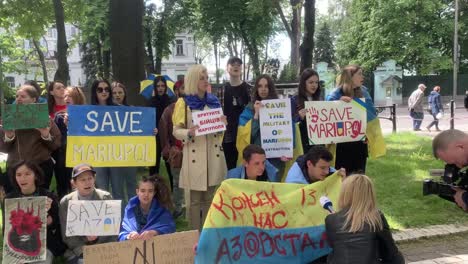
[59,163,117,264]
[325,174,404,264]
[119,175,176,241]
[285,145,345,184]
[225,144,278,182]
[4,160,67,263]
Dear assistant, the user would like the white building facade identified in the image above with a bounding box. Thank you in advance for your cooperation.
[160,32,196,81]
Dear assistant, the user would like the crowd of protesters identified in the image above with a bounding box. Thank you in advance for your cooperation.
[0,58,407,264]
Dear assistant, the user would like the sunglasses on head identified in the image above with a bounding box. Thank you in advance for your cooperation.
[97,87,110,93]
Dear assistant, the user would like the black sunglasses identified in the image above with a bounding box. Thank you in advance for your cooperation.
[97,87,110,93]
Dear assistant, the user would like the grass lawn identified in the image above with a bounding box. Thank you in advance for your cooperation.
[0,132,466,261]
[368,132,468,230]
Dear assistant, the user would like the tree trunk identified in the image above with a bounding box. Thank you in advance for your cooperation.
[145,25,155,74]
[95,38,103,78]
[110,0,146,105]
[102,48,111,80]
[214,41,219,84]
[32,39,49,84]
[52,0,69,83]
[300,0,315,73]
[290,0,301,77]
[240,31,260,78]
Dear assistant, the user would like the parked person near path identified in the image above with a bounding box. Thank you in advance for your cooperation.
[111,82,139,204]
[59,163,117,264]
[285,145,344,184]
[119,175,175,241]
[236,74,291,178]
[226,144,278,182]
[325,174,405,264]
[292,68,322,153]
[4,161,67,264]
[408,84,427,131]
[159,80,185,218]
[217,57,251,170]
[326,65,375,175]
[426,86,443,132]
[53,86,87,199]
[149,76,173,176]
[432,129,468,211]
[0,84,61,192]
[172,64,227,230]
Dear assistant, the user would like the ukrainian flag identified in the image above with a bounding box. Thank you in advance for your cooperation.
[139,74,175,99]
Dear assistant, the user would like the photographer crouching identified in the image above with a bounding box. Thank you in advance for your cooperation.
[432,129,468,210]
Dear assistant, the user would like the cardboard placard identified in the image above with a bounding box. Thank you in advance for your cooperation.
[66,105,156,167]
[191,108,226,136]
[259,99,294,158]
[305,100,367,145]
[2,103,49,130]
[83,230,199,264]
[2,197,47,263]
[65,200,121,236]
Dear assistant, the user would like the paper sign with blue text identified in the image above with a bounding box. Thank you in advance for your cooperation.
[66,105,156,167]
[65,200,121,236]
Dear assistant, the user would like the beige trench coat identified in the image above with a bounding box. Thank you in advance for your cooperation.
[173,103,227,191]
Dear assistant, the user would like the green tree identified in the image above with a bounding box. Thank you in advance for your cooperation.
[314,21,335,66]
[335,0,453,74]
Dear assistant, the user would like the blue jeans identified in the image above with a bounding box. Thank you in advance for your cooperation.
[410,111,424,130]
[95,167,137,208]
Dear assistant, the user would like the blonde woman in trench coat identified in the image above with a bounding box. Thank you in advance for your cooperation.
[172,64,227,230]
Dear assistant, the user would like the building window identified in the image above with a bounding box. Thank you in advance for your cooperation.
[5,76,15,88]
[176,39,184,56]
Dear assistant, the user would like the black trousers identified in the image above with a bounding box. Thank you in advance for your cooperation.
[52,147,72,199]
[222,142,238,170]
[149,135,162,175]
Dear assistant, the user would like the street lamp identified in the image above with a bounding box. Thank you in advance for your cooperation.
[453,0,459,100]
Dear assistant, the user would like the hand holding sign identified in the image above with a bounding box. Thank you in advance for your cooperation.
[191,108,226,136]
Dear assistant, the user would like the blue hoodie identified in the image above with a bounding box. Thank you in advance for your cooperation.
[119,196,176,241]
[285,155,336,184]
[225,160,279,182]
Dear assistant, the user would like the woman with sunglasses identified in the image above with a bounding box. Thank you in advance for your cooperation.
[89,80,131,204]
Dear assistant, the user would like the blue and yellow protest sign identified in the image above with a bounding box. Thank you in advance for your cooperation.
[195,173,342,263]
[66,105,156,167]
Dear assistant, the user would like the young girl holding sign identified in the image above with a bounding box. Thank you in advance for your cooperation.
[172,64,227,230]
[292,68,322,154]
[326,65,376,175]
[4,160,66,263]
[119,175,175,241]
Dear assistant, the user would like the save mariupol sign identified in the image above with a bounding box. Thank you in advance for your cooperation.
[66,105,156,167]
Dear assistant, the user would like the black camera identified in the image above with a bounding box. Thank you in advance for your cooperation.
[423,164,468,202]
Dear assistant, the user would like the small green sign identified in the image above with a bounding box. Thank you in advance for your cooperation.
[3,103,50,130]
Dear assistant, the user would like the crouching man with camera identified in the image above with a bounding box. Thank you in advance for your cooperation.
[432,129,468,210]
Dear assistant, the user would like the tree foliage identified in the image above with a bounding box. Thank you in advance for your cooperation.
[314,21,335,66]
[335,0,456,74]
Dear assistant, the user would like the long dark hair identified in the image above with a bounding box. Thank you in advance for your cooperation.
[9,160,44,192]
[153,76,168,96]
[297,68,321,109]
[111,81,128,106]
[139,175,173,211]
[47,80,65,114]
[252,74,278,102]
[90,79,113,105]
